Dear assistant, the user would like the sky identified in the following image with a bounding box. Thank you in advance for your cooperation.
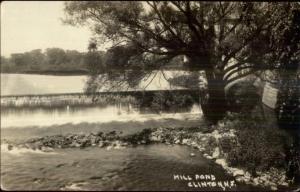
[1,1,94,57]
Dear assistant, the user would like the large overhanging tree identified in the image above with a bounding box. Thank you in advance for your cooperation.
[63,1,300,122]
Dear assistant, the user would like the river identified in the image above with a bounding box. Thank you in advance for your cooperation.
[2,144,267,191]
[1,73,266,191]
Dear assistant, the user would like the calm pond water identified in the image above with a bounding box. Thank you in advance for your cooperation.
[1,71,193,96]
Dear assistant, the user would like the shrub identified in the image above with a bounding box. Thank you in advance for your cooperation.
[150,91,195,113]
[226,81,260,113]
[219,114,293,175]
[276,76,300,129]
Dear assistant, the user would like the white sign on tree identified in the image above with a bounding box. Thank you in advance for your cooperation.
[262,83,278,109]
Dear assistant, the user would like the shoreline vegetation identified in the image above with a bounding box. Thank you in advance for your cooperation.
[2,113,293,191]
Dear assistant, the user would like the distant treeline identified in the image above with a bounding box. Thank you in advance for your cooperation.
[1,47,186,75]
[1,48,105,75]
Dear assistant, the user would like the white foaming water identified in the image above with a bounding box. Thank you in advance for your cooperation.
[1,104,202,128]
[190,103,202,114]
[1,143,57,155]
[60,182,89,191]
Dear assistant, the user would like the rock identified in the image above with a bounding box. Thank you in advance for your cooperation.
[150,135,161,142]
[174,139,180,144]
[106,146,113,150]
[90,137,99,145]
[182,139,189,145]
[245,171,251,178]
[71,142,81,148]
[235,176,244,182]
[7,144,13,151]
[206,155,213,159]
[270,186,277,191]
[96,131,103,137]
[98,141,105,148]
[244,176,251,183]
[190,153,196,157]
[41,146,53,152]
[212,147,220,159]
[279,175,286,183]
[215,159,228,168]
[233,169,245,177]
[243,173,251,183]
[201,137,207,141]
[253,178,260,186]
[114,144,124,150]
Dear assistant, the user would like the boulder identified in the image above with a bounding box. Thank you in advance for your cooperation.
[212,147,220,158]
[233,169,245,177]
[41,146,54,152]
[7,144,13,151]
[215,159,228,168]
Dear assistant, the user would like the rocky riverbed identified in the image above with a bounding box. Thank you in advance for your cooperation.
[2,125,292,191]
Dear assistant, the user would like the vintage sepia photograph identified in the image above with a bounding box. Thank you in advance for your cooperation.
[1,1,299,191]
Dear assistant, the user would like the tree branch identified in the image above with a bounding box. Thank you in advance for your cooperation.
[224,65,255,81]
[146,1,186,46]
[226,68,260,85]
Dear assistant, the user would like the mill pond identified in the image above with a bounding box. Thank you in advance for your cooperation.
[0,73,295,191]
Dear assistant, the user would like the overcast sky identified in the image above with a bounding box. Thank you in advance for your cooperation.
[1,1,94,57]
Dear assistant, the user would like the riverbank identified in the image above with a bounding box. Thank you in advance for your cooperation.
[2,115,296,191]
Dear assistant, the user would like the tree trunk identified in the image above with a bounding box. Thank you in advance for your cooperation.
[201,69,227,123]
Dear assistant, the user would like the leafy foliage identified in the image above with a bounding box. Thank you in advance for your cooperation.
[219,113,293,175]
[64,2,299,78]
[275,10,300,130]
[63,2,299,122]
[226,80,260,112]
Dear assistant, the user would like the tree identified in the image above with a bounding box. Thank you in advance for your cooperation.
[10,53,29,69]
[85,41,105,75]
[276,9,300,129]
[1,56,13,72]
[26,49,45,69]
[45,48,67,65]
[64,2,300,122]
[65,50,85,67]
